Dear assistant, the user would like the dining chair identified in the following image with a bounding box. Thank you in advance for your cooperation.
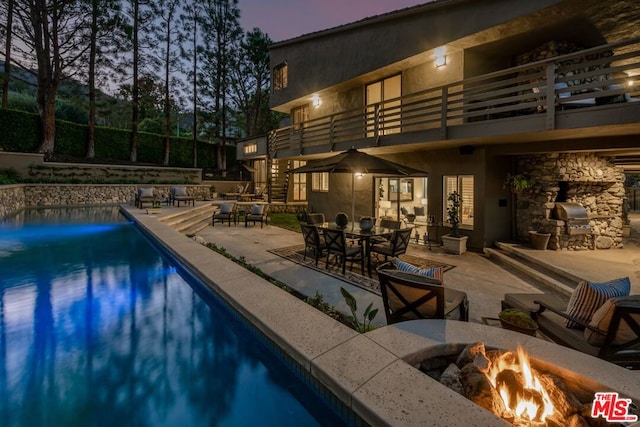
[300,224,327,266]
[323,228,365,275]
[370,228,412,262]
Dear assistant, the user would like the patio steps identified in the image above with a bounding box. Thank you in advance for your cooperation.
[484,243,580,298]
[159,204,216,235]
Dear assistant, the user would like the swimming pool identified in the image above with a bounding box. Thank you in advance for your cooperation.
[0,207,352,426]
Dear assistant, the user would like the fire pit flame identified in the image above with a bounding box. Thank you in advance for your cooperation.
[486,345,554,424]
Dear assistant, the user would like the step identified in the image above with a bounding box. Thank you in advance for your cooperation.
[494,242,585,283]
[177,213,213,234]
[158,203,215,222]
[484,247,575,298]
[162,206,217,227]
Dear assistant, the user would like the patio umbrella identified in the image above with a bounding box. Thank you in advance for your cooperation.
[289,148,427,222]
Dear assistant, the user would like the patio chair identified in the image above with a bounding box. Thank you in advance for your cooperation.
[244,203,270,228]
[300,223,327,266]
[170,186,196,207]
[370,228,412,263]
[249,185,267,201]
[377,262,469,324]
[306,212,326,225]
[212,202,237,226]
[135,187,160,208]
[323,228,365,275]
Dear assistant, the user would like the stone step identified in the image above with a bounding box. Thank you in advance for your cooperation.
[177,212,213,234]
[160,205,216,227]
[484,246,576,298]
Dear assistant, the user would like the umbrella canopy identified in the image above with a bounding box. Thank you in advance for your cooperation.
[289,148,428,222]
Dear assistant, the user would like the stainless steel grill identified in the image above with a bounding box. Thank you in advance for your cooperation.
[554,202,591,235]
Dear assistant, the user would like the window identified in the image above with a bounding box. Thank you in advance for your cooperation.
[311,172,329,192]
[366,74,401,137]
[273,62,288,92]
[243,143,257,154]
[443,175,474,228]
[291,160,307,201]
[292,104,310,131]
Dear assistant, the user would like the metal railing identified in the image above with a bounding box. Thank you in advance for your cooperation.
[269,37,640,156]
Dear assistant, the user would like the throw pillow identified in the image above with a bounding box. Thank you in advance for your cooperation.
[564,277,631,329]
[584,295,640,346]
[172,186,187,197]
[219,203,233,214]
[401,207,409,216]
[414,206,425,216]
[138,188,154,198]
[250,204,265,215]
[392,258,444,284]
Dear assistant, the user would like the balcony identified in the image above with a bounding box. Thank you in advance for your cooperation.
[268,37,640,159]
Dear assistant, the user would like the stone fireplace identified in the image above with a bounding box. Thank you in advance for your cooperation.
[514,153,625,250]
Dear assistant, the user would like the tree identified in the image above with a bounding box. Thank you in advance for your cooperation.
[200,0,242,172]
[180,1,203,168]
[229,28,271,137]
[1,0,15,109]
[149,0,181,166]
[12,0,91,155]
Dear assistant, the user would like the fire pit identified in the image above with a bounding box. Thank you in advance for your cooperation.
[363,320,640,426]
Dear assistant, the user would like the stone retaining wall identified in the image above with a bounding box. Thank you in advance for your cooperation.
[515,153,625,250]
[0,185,25,219]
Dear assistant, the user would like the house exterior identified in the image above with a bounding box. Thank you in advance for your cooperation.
[238,0,640,251]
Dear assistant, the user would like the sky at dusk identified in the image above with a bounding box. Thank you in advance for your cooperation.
[238,0,430,42]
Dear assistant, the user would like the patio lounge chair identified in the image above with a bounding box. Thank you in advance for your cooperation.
[170,186,196,207]
[244,203,269,228]
[377,262,469,324]
[135,187,160,208]
[502,286,640,369]
[212,202,237,226]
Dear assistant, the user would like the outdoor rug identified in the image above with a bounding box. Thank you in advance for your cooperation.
[268,244,455,296]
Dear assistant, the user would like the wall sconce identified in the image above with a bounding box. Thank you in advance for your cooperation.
[355,172,364,178]
[434,46,447,68]
[312,94,321,108]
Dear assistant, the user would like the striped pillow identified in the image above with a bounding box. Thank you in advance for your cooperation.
[392,258,444,283]
[564,277,631,329]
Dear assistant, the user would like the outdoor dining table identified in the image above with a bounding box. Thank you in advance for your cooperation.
[316,222,396,276]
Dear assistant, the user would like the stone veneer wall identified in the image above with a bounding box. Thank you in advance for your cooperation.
[515,153,625,250]
[0,185,26,219]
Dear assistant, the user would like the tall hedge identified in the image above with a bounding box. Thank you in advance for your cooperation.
[0,108,234,168]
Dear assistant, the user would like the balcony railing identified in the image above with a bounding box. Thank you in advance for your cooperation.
[269,37,640,157]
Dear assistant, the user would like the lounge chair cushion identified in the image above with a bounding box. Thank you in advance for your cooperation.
[250,204,265,215]
[564,277,631,328]
[584,295,640,346]
[219,203,234,214]
[392,257,443,283]
[172,186,187,196]
[138,188,154,197]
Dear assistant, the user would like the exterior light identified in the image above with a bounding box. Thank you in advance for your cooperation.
[312,94,321,107]
[434,46,447,68]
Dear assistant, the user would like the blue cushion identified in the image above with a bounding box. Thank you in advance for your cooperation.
[392,258,444,283]
[219,203,234,214]
[138,188,154,198]
[250,204,265,215]
[564,277,631,328]
[172,186,187,196]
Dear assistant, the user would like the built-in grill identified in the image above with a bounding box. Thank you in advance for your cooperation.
[554,202,591,235]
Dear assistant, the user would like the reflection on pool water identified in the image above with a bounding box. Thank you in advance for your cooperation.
[0,207,350,426]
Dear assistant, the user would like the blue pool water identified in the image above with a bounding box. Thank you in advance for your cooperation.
[0,207,351,427]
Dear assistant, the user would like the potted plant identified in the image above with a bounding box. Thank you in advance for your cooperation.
[441,191,468,254]
[528,230,551,250]
[499,308,538,336]
[503,173,533,194]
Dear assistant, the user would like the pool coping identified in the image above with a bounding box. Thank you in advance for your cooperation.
[126,207,640,427]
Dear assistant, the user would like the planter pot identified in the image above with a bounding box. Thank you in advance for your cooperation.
[335,212,349,228]
[359,216,374,231]
[441,234,468,255]
[528,231,550,250]
[622,224,631,237]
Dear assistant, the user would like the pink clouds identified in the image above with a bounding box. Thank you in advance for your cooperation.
[238,0,429,42]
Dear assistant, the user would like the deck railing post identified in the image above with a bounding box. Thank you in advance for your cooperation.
[546,63,557,130]
[440,87,448,140]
